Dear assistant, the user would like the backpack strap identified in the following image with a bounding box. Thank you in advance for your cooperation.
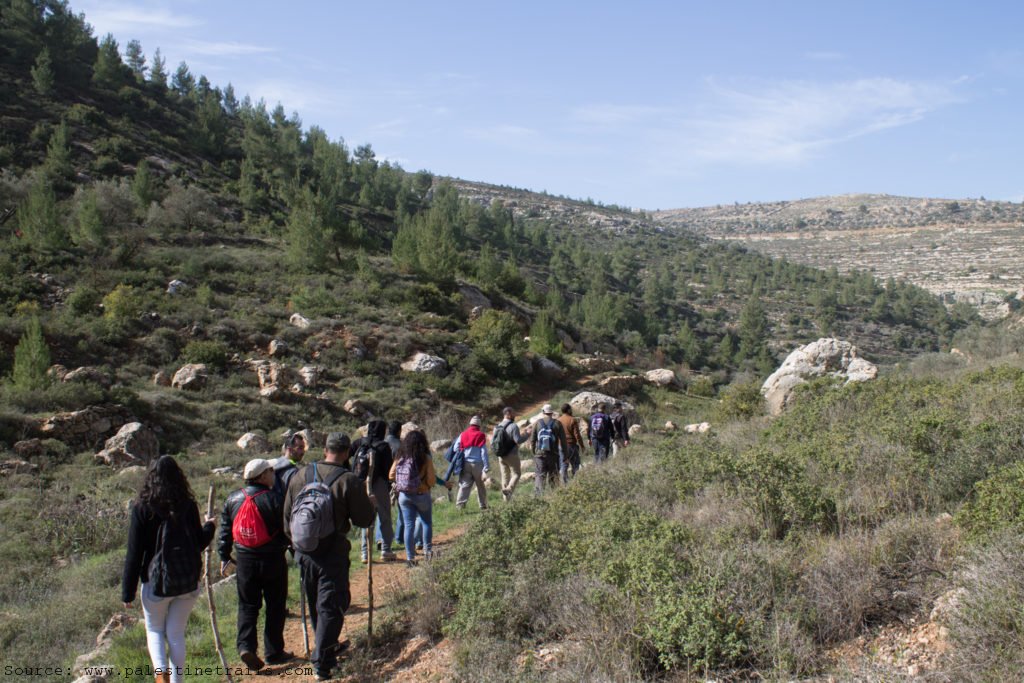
[322,464,347,488]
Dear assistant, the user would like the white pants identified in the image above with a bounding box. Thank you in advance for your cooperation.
[141,582,201,682]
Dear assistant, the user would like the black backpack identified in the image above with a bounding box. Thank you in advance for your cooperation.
[352,440,391,482]
[149,510,202,597]
[491,421,516,459]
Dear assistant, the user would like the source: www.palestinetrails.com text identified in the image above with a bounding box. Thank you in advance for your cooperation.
[5,665,315,678]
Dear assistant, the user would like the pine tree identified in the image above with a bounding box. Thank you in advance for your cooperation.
[172,61,195,97]
[42,121,73,190]
[92,33,125,88]
[18,175,67,250]
[30,47,55,94]
[72,188,105,249]
[132,159,155,207]
[149,48,167,88]
[10,316,51,391]
[124,39,146,80]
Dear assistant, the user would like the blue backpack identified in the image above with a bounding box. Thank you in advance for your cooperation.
[536,419,556,453]
[589,412,609,440]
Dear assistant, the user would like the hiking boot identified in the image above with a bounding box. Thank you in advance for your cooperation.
[315,669,334,681]
[501,489,510,502]
[415,542,423,550]
[360,554,368,564]
[240,650,264,671]
[265,651,294,665]
[405,559,417,568]
[380,550,398,561]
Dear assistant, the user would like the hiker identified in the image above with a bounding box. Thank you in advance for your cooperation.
[611,402,631,457]
[122,456,216,683]
[491,406,531,502]
[530,404,568,494]
[556,403,585,482]
[271,432,306,497]
[389,429,440,564]
[350,419,396,562]
[217,458,292,671]
[283,432,374,681]
[588,402,613,463]
[382,419,403,549]
[454,416,491,510]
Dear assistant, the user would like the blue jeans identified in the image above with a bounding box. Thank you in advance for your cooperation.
[560,444,581,483]
[398,492,433,559]
[592,439,611,463]
[394,513,423,548]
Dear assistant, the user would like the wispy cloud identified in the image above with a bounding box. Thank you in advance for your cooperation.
[569,104,666,128]
[79,2,200,33]
[465,124,539,144]
[684,77,962,165]
[181,39,276,57]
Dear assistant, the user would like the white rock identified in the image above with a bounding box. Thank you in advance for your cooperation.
[400,353,448,376]
[237,432,270,453]
[290,312,311,329]
[761,338,878,416]
[628,424,643,437]
[299,365,319,388]
[684,422,711,434]
[665,421,677,431]
[268,339,288,357]
[171,364,207,391]
[645,368,678,387]
[95,422,159,467]
[167,279,187,295]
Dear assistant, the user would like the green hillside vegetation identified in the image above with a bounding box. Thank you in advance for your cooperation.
[0,1,1016,680]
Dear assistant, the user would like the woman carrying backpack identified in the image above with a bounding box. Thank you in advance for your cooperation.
[122,456,216,683]
[389,430,438,566]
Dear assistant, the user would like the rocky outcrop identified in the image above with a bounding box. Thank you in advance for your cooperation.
[268,339,288,357]
[575,356,617,373]
[237,432,271,453]
[534,356,565,379]
[458,285,492,315]
[171,363,208,391]
[1,459,39,476]
[761,338,878,415]
[645,368,678,387]
[400,353,448,377]
[39,404,135,450]
[597,375,644,394]
[95,422,159,468]
[299,365,320,388]
[62,366,111,388]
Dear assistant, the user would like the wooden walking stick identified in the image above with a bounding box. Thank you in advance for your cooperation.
[365,528,374,648]
[300,578,310,659]
[203,484,234,682]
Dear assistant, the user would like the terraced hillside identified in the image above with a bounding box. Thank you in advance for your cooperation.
[654,194,1024,319]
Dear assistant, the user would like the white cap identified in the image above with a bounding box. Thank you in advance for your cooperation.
[470,415,482,426]
[243,458,273,480]
[542,404,554,415]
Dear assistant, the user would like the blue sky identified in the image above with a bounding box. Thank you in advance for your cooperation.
[73,0,1024,210]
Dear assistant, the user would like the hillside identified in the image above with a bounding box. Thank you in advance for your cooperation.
[654,194,1024,319]
[1,2,1017,680]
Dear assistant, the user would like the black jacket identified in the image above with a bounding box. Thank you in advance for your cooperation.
[218,483,289,561]
[350,419,393,484]
[121,500,215,603]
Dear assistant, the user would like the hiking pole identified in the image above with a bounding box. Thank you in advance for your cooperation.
[203,484,234,683]
[365,528,374,649]
[299,581,310,659]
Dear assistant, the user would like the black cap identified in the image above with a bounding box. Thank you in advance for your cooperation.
[325,432,349,452]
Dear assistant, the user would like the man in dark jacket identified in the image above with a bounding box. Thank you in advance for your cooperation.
[530,404,569,495]
[272,432,306,497]
[284,433,375,681]
[218,458,291,671]
[350,419,396,562]
[611,401,631,458]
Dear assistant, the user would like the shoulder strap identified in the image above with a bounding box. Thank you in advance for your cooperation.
[323,465,347,488]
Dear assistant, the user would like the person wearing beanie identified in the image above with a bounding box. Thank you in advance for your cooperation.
[454,415,491,510]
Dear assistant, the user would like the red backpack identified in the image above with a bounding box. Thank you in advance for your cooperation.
[231,490,276,548]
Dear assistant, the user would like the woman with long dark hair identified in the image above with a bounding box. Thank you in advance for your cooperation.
[389,430,438,565]
[122,456,215,683]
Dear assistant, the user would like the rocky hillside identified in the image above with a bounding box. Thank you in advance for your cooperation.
[653,194,1024,319]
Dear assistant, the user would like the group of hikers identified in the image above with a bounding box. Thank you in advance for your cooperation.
[120,401,631,681]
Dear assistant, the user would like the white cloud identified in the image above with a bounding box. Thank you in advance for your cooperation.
[181,39,276,57]
[680,77,963,166]
[569,104,665,128]
[465,124,539,143]
[79,2,200,34]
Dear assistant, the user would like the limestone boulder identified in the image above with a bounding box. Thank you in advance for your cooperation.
[268,339,288,357]
[431,438,454,453]
[290,312,311,329]
[95,422,159,468]
[167,279,187,295]
[628,424,643,438]
[401,353,448,377]
[401,422,422,439]
[556,329,576,352]
[63,366,112,388]
[684,422,711,434]
[534,356,566,379]
[40,404,135,450]
[171,363,208,391]
[237,432,271,453]
[14,438,44,458]
[299,365,320,388]
[569,391,634,417]
[665,421,677,431]
[1,459,39,476]
[575,356,617,373]
[458,285,492,315]
[645,368,678,387]
[597,375,644,394]
[152,370,172,386]
[761,338,878,416]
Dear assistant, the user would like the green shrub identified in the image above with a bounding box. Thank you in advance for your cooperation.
[714,380,765,421]
[955,462,1024,541]
[467,309,525,378]
[179,339,230,369]
[102,284,143,321]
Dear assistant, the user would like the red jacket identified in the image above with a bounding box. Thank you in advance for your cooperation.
[458,425,487,448]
